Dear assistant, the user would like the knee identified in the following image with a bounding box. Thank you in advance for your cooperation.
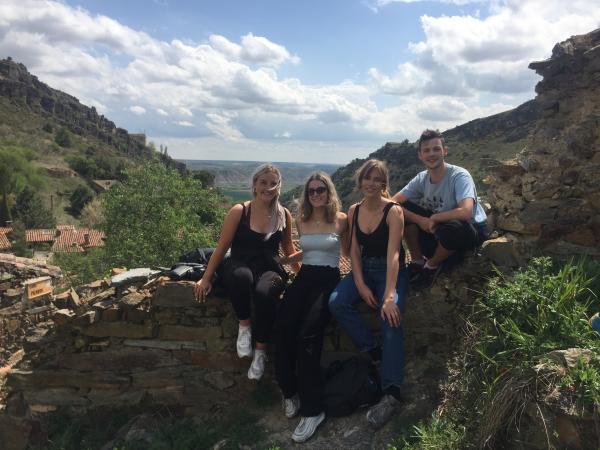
[328,290,346,316]
[256,273,284,301]
[434,222,462,251]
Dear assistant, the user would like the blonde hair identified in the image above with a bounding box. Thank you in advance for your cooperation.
[251,163,286,234]
[355,159,390,198]
[298,171,340,225]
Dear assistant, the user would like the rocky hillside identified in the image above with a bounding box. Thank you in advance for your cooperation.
[0,58,182,224]
[489,28,600,257]
[282,98,541,209]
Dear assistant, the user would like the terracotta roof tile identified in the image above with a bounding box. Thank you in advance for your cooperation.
[26,229,56,242]
[51,228,105,253]
[0,232,10,250]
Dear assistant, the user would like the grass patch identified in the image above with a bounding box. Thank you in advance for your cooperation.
[390,257,600,449]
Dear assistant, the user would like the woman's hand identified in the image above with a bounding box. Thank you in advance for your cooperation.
[357,283,378,309]
[380,299,402,327]
[194,279,212,303]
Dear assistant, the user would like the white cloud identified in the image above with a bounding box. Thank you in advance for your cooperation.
[205,112,244,141]
[130,105,146,115]
[1,0,599,162]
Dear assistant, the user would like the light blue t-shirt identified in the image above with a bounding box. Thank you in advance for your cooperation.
[400,164,487,224]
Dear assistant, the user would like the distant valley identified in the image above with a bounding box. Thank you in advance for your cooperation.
[180,159,342,201]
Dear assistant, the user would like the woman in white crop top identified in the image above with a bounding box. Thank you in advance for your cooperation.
[275,171,348,443]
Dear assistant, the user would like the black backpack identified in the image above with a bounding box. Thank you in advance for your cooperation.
[323,356,382,417]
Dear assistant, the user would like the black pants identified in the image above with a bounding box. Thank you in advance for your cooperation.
[402,200,487,258]
[275,264,340,417]
[222,259,286,344]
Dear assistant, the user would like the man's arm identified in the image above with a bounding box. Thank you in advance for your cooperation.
[392,191,433,232]
[430,197,474,224]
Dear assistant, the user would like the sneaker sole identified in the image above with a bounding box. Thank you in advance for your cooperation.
[237,348,253,358]
[292,414,325,443]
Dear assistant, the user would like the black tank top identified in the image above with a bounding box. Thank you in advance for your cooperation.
[354,202,396,258]
[231,203,283,258]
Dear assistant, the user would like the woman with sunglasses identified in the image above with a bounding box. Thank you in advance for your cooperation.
[275,171,348,443]
[328,159,408,429]
[194,163,298,381]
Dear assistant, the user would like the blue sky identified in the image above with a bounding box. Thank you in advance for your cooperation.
[1,1,600,163]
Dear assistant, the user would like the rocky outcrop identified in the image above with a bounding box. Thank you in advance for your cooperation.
[0,57,150,159]
[488,29,600,257]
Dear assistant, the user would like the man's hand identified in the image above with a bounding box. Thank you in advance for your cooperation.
[357,283,378,309]
[381,300,402,327]
[418,216,437,234]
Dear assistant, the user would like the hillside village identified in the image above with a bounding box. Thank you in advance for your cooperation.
[0,27,600,450]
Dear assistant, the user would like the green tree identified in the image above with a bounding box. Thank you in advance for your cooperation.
[0,147,43,226]
[191,169,216,188]
[55,127,72,148]
[8,220,32,258]
[69,185,95,217]
[11,187,56,228]
[101,162,224,268]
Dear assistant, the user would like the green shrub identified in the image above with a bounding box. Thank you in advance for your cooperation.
[101,162,225,268]
[388,414,466,450]
[52,247,109,287]
[55,127,72,147]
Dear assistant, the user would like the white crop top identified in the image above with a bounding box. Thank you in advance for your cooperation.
[299,232,341,268]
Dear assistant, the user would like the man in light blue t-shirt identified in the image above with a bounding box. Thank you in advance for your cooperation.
[392,129,488,290]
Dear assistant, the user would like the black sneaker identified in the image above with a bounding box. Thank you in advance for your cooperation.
[410,266,441,291]
[407,261,425,281]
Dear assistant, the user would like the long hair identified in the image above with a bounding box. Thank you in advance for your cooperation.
[298,171,340,225]
[355,159,391,198]
[251,163,286,235]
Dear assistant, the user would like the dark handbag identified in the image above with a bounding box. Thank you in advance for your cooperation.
[168,262,207,281]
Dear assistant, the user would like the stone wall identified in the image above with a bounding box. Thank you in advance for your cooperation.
[0,255,493,448]
[488,29,600,258]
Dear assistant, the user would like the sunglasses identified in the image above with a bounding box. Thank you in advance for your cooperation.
[308,186,327,196]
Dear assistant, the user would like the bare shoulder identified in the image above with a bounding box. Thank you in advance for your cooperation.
[336,211,348,231]
[227,203,244,218]
[385,200,403,219]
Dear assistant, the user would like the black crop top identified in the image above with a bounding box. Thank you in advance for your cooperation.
[354,202,396,258]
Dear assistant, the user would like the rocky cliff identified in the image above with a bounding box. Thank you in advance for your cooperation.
[489,29,600,257]
[0,58,151,159]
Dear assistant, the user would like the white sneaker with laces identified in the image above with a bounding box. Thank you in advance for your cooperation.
[236,325,252,358]
[283,394,300,418]
[247,349,267,380]
[292,412,325,443]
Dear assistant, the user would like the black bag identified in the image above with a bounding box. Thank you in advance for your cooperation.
[168,262,206,281]
[323,356,382,417]
[178,247,216,265]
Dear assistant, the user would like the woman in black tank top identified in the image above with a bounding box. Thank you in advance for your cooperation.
[328,159,409,429]
[194,164,298,381]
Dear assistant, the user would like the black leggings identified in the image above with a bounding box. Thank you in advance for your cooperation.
[275,265,340,417]
[222,260,286,344]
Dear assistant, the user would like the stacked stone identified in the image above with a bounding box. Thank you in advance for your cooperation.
[488,28,600,258]
[0,254,62,368]
[0,251,494,448]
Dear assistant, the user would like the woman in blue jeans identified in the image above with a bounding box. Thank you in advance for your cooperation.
[328,158,409,429]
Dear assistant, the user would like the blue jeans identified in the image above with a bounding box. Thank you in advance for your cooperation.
[328,257,409,390]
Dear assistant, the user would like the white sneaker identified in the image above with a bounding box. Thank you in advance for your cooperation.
[292,412,325,443]
[236,325,252,358]
[283,394,300,418]
[247,349,267,380]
